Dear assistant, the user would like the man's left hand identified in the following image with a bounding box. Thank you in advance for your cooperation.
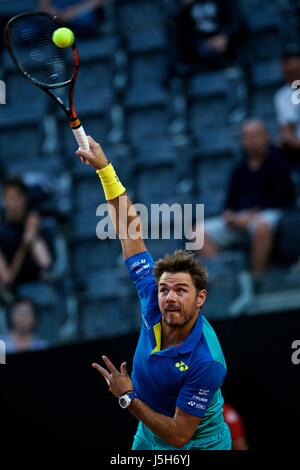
[92,356,134,397]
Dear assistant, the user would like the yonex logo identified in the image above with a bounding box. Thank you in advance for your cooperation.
[175,361,188,371]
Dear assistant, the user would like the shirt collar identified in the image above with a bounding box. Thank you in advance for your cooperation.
[176,312,203,354]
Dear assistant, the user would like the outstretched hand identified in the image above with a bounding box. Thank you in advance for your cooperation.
[92,355,134,397]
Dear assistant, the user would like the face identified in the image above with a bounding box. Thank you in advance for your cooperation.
[11,302,36,334]
[158,272,206,328]
[241,122,269,155]
[283,57,300,84]
[3,187,27,218]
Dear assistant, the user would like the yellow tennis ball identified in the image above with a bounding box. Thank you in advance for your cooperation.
[52,27,75,48]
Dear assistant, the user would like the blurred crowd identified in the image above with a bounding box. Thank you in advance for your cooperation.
[0,0,299,355]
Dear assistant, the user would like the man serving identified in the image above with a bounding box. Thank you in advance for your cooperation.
[76,136,231,450]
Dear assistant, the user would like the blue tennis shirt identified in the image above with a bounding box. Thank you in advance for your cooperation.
[125,251,228,440]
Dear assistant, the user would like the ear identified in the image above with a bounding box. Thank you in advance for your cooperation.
[196,289,207,308]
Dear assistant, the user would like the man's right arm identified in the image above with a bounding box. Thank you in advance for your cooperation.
[75,136,147,260]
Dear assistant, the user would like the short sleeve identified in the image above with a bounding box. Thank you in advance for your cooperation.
[176,361,226,418]
[125,251,161,327]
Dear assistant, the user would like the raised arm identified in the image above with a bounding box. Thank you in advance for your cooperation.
[76,136,146,260]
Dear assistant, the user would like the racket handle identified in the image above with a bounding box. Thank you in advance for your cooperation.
[72,125,90,152]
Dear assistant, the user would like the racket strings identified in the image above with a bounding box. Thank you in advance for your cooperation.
[8,14,74,88]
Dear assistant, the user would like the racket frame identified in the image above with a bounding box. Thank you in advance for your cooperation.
[4,11,89,150]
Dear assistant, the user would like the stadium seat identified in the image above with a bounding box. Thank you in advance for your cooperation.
[195,127,241,157]
[238,0,281,32]
[243,31,283,63]
[186,68,247,133]
[125,30,167,54]
[79,294,139,340]
[249,61,284,120]
[275,209,300,265]
[238,0,283,63]
[192,135,238,217]
[78,268,139,340]
[128,51,168,87]
[73,176,105,211]
[75,37,117,114]
[145,237,184,262]
[125,106,169,144]
[76,35,119,62]
[75,62,114,115]
[124,84,169,143]
[81,268,131,299]
[0,0,37,15]
[0,108,45,159]
[203,251,248,319]
[3,66,47,111]
[250,60,284,88]
[71,236,121,278]
[133,158,180,205]
[115,0,167,52]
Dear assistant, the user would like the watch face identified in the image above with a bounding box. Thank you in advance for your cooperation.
[119,395,130,409]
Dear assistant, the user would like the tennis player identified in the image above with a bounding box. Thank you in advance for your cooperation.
[76,136,231,450]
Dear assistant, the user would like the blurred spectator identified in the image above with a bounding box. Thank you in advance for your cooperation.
[1,298,48,353]
[198,120,296,276]
[275,49,300,167]
[0,177,53,298]
[168,0,242,73]
[223,402,249,450]
[39,0,106,38]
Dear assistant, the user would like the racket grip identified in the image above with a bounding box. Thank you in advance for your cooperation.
[72,125,90,152]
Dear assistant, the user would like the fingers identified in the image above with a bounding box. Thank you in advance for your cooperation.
[75,136,100,157]
[75,135,108,169]
[75,148,91,160]
[102,355,118,374]
[120,362,128,376]
[87,135,100,149]
[92,362,111,385]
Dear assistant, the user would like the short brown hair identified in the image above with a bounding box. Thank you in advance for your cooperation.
[153,250,208,291]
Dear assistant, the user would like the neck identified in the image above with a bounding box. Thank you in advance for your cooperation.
[161,311,199,349]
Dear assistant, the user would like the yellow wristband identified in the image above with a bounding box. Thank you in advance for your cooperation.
[96,163,126,200]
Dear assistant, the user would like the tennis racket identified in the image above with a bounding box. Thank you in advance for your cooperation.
[4,11,90,153]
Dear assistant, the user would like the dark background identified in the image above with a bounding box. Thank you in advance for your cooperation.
[0,310,299,450]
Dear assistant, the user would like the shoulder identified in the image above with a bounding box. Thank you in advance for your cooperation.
[200,316,227,368]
